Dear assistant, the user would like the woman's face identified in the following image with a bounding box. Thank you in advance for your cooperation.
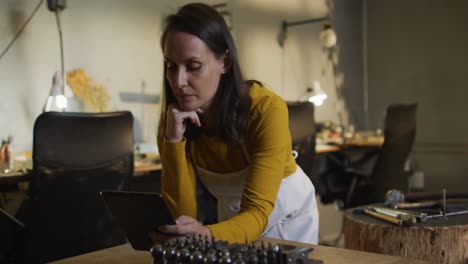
[164,31,226,112]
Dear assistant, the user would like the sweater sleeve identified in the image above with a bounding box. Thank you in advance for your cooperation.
[157,112,197,219]
[206,95,292,244]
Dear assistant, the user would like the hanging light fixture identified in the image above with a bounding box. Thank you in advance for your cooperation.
[277,16,336,48]
[319,22,337,48]
[43,0,69,112]
[43,71,67,111]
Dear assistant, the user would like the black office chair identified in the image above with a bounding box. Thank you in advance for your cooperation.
[286,102,316,181]
[17,111,134,263]
[343,103,418,208]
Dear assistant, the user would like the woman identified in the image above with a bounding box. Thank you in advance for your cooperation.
[156,3,318,244]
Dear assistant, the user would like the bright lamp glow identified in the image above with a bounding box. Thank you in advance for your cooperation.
[55,94,68,109]
[300,80,328,106]
[308,93,328,106]
[43,71,72,112]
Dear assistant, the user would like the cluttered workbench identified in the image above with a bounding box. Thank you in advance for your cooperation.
[51,237,428,264]
[344,189,468,264]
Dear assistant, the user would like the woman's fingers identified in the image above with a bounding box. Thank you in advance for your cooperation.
[158,215,199,235]
[176,111,201,127]
[176,215,198,225]
[165,104,202,142]
[156,215,212,240]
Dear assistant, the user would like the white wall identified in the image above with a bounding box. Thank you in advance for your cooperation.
[230,0,339,123]
[0,0,341,151]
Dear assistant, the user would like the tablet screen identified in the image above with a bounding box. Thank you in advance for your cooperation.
[100,191,176,251]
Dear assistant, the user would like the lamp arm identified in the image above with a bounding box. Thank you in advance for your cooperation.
[278,16,330,47]
[55,10,65,107]
[284,16,329,28]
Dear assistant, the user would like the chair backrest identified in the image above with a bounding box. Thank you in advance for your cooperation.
[286,102,316,179]
[20,111,134,263]
[369,103,418,202]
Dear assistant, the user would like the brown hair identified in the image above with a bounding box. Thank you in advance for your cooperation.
[160,3,251,144]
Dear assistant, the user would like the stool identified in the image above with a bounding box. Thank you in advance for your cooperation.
[344,205,468,264]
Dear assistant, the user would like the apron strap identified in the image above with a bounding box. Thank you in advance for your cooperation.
[189,141,218,224]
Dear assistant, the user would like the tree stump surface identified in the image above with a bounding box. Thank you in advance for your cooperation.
[344,205,468,264]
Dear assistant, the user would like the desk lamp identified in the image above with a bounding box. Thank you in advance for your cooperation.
[43,71,72,112]
[43,0,68,112]
[299,81,328,106]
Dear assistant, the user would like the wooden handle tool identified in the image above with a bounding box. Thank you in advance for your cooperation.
[395,200,439,209]
[363,209,403,226]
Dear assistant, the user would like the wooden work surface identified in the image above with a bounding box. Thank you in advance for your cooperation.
[134,145,341,175]
[51,237,427,264]
[0,165,161,184]
[133,162,162,176]
[0,169,31,184]
[0,159,161,183]
[344,205,468,263]
[341,138,384,148]
[0,144,343,181]
[315,144,340,153]
[321,133,384,148]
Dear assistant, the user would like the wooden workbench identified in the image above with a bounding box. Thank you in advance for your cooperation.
[344,206,468,264]
[51,237,427,264]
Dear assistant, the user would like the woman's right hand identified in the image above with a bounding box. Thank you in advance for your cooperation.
[165,104,204,143]
[148,215,212,244]
[148,230,180,245]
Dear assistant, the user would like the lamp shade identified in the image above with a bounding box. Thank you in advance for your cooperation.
[43,71,73,112]
[300,81,328,106]
[319,24,337,48]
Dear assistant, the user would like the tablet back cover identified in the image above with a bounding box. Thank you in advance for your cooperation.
[101,191,175,251]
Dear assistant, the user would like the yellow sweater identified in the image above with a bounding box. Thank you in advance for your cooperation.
[157,82,296,244]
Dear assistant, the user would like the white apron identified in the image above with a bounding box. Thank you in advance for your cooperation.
[191,143,319,244]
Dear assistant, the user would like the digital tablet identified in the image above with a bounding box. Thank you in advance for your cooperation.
[100,191,176,251]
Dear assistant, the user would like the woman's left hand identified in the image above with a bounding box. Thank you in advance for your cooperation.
[159,215,212,239]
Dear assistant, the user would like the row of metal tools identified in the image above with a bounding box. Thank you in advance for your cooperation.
[150,234,323,264]
[354,188,468,226]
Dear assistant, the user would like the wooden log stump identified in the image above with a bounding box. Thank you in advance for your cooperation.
[344,205,468,264]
